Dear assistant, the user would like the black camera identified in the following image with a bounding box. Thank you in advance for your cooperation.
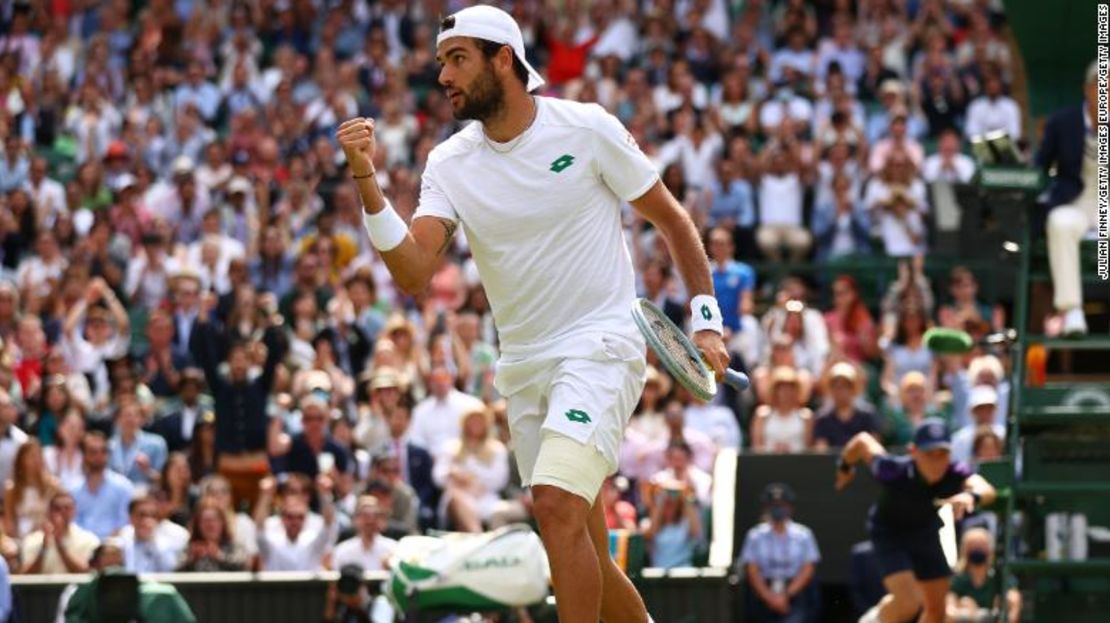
[337,564,364,596]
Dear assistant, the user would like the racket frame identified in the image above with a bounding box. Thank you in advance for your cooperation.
[630,298,717,402]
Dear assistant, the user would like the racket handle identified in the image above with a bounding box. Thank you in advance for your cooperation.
[724,369,750,391]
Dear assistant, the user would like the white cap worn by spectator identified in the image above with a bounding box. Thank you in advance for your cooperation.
[112,173,137,193]
[436,5,546,92]
[968,385,998,410]
[172,155,195,177]
[227,176,252,196]
[828,361,858,383]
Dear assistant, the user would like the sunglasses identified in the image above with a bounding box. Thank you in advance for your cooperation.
[282,513,306,521]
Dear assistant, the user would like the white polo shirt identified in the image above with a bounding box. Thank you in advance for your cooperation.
[333,534,398,572]
[258,514,337,572]
[414,97,658,393]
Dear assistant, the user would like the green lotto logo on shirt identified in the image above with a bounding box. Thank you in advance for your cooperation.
[565,409,591,424]
[550,154,575,173]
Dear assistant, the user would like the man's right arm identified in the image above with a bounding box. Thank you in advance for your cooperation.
[338,118,456,295]
[1034,112,1058,171]
[359,191,456,295]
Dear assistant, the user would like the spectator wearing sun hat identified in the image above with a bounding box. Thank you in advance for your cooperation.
[146,155,210,246]
[352,366,402,451]
[951,386,1004,465]
[751,366,813,454]
[866,80,927,144]
[813,362,880,450]
[882,371,945,447]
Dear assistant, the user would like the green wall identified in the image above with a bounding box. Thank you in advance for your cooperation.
[1005,0,1101,120]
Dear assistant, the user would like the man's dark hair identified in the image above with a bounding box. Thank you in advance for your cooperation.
[474,38,529,88]
[82,430,108,452]
[49,490,75,510]
[365,479,393,496]
[129,495,157,514]
[227,339,251,358]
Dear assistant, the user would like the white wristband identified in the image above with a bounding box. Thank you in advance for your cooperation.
[362,200,408,251]
[690,295,724,335]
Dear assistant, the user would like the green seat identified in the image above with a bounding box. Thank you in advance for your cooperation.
[977,457,1014,499]
[128,308,151,358]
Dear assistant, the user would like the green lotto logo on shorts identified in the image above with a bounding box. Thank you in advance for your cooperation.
[565,409,591,424]
[550,154,575,173]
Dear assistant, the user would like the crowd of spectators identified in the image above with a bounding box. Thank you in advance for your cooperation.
[0,0,1024,619]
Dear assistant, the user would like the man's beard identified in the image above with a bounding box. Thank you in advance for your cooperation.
[453,66,505,122]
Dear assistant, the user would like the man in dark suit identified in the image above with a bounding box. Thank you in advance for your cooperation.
[382,400,438,530]
[148,368,211,453]
[190,294,288,510]
[1037,60,1100,336]
[170,272,203,364]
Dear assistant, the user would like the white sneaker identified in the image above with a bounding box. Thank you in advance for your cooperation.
[1062,308,1089,337]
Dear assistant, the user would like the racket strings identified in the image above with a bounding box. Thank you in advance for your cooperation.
[646,311,714,394]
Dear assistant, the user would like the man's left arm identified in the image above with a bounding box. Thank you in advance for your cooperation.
[591,105,728,375]
[631,181,729,376]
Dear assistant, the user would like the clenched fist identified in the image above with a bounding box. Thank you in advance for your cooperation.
[336,118,377,177]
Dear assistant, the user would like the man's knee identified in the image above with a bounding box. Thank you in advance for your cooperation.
[885,588,923,621]
[919,603,945,623]
[532,485,589,534]
[918,586,947,622]
[1047,205,1086,237]
[879,581,923,617]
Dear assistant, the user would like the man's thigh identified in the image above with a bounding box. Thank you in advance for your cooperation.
[544,340,645,472]
[1047,204,1091,239]
[507,384,547,489]
[511,336,642,494]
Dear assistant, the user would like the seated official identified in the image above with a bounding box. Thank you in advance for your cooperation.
[738,483,820,623]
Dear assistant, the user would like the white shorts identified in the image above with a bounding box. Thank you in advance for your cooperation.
[495,333,646,503]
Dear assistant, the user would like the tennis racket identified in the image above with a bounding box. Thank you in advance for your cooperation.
[630,298,750,401]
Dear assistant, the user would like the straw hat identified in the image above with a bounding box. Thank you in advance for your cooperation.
[828,362,858,383]
[458,404,494,429]
[383,314,414,338]
[770,366,800,390]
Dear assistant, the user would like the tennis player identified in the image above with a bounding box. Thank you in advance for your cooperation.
[337,6,728,621]
[835,419,997,623]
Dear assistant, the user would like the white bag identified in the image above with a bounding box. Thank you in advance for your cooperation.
[386,524,550,613]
